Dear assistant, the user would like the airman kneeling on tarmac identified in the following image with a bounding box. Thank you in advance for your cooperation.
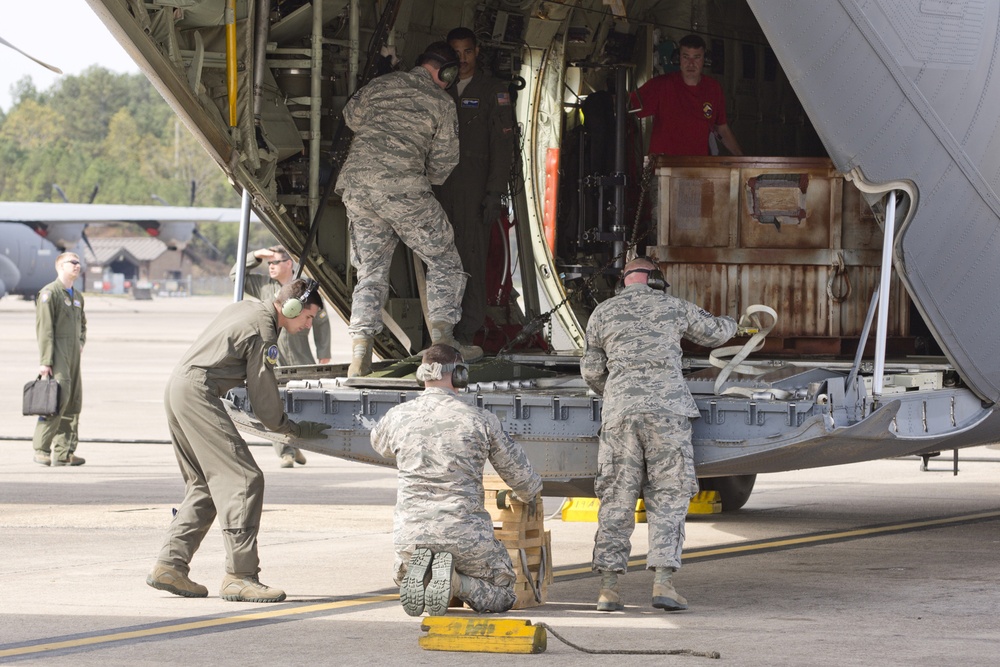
[146,279,330,603]
[371,344,542,615]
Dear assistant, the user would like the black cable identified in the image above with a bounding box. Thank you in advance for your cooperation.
[536,623,721,658]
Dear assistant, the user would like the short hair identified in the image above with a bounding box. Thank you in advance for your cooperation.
[268,245,291,261]
[624,256,658,273]
[417,41,458,68]
[679,34,707,51]
[275,278,323,310]
[447,27,477,45]
[55,252,80,269]
[422,343,462,366]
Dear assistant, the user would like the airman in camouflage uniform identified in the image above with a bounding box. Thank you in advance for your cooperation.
[33,252,86,467]
[146,280,329,603]
[231,247,331,467]
[581,257,736,612]
[371,344,542,615]
[336,42,482,376]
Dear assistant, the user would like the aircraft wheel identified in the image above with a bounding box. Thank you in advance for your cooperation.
[697,474,757,512]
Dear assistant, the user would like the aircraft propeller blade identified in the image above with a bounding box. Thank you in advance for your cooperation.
[0,36,62,74]
[52,184,70,203]
[80,227,96,258]
[87,185,100,204]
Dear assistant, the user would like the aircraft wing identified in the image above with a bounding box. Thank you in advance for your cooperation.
[0,201,260,224]
[748,0,1000,403]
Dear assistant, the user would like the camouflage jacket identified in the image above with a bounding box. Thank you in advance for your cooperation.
[371,387,542,547]
[337,66,459,195]
[581,284,737,423]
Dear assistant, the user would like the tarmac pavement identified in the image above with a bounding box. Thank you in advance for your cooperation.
[2,294,999,665]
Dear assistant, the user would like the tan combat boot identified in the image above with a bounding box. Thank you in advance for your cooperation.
[146,562,208,598]
[400,548,433,616]
[651,567,688,611]
[220,573,286,602]
[428,321,483,363]
[596,571,624,612]
[347,336,374,377]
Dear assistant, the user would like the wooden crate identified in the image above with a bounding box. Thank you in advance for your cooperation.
[484,482,551,609]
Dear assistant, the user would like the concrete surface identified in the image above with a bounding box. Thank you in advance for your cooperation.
[1,295,998,665]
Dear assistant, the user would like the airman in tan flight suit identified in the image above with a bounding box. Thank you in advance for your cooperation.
[146,279,329,603]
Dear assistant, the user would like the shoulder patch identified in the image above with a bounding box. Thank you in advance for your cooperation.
[40,292,50,303]
[698,308,712,318]
[496,92,510,106]
[264,344,280,365]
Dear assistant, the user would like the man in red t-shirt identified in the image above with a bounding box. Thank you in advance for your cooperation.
[631,34,743,156]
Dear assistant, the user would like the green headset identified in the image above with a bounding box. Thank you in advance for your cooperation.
[281,279,319,318]
[422,50,460,88]
[622,258,669,292]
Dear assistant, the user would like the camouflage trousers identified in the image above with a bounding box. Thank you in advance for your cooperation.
[343,187,467,338]
[592,413,698,573]
[395,537,517,613]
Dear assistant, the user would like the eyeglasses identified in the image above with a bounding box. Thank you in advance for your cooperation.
[65,260,81,266]
[268,259,290,266]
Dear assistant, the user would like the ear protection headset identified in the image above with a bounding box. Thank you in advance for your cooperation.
[622,258,668,292]
[442,360,470,389]
[415,357,470,388]
[423,51,460,88]
[281,279,319,318]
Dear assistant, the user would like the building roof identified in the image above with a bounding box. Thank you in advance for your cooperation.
[83,237,168,265]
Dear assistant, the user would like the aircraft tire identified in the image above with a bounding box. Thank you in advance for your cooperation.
[697,474,757,512]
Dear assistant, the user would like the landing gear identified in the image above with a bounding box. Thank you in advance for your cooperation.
[697,474,757,512]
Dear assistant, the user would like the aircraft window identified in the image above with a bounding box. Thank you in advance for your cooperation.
[742,44,757,80]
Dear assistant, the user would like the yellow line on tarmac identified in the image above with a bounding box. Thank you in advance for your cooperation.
[552,509,1000,577]
[0,594,396,659]
[4,509,999,659]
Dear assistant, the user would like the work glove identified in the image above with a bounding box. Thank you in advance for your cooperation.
[482,192,506,226]
[292,420,329,440]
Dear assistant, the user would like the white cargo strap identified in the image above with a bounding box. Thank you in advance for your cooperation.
[710,305,782,397]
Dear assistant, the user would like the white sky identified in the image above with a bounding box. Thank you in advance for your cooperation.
[1,2,140,113]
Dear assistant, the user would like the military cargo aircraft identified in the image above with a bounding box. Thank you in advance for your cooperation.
[83,0,1000,509]
[0,201,261,298]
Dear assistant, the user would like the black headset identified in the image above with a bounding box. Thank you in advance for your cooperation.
[417,357,469,388]
[281,279,319,318]
[442,360,470,389]
[422,51,460,88]
[622,258,668,292]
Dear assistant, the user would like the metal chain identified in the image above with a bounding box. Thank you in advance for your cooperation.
[536,623,721,659]
[494,159,657,356]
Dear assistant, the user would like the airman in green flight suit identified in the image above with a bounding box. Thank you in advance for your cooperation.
[33,251,87,467]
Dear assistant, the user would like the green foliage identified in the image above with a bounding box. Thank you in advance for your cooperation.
[0,67,234,206]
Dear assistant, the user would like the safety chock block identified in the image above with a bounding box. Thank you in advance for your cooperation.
[688,490,722,514]
[560,498,646,523]
[419,617,547,654]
